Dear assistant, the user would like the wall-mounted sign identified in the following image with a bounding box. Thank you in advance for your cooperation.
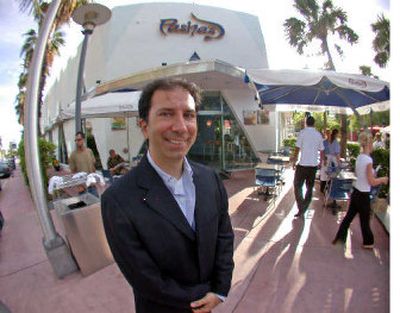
[160,13,225,41]
[243,109,270,125]
[111,117,126,130]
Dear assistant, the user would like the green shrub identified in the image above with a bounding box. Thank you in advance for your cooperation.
[18,136,57,189]
[371,148,390,197]
[346,142,360,159]
[346,142,360,171]
[282,137,296,148]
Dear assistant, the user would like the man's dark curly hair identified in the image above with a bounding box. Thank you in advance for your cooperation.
[138,78,202,121]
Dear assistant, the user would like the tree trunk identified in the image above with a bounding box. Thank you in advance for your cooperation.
[322,37,336,71]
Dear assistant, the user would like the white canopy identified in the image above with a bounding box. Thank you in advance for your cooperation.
[60,91,141,120]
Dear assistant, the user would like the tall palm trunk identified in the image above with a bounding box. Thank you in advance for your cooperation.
[322,37,347,158]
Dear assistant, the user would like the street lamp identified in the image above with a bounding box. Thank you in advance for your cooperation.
[72,3,111,133]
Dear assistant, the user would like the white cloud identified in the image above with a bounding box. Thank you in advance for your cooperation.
[0,84,23,147]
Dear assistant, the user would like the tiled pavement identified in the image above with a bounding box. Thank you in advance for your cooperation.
[0,167,389,313]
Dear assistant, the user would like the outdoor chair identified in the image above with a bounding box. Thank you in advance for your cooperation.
[324,177,353,209]
[255,168,280,201]
[266,158,286,184]
[101,169,113,185]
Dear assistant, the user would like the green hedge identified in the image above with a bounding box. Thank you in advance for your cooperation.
[18,136,57,189]
[282,137,296,148]
[371,148,390,197]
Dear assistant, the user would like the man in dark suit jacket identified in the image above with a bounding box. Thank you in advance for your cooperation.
[101,78,234,313]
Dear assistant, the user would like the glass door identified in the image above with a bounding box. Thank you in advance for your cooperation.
[189,113,223,170]
[188,91,258,171]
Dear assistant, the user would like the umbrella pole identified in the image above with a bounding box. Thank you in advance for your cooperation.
[369,109,373,133]
[126,115,131,164]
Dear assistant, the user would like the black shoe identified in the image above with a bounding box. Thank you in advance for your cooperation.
[294,212,304,218]
[332,238,344,245]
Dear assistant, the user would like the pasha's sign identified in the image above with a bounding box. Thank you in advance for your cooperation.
[159,13,225,41]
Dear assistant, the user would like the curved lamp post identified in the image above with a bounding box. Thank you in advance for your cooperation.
[72,3,112,133]
[24,0,78,278]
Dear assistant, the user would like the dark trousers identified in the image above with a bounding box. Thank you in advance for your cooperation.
[320,180,327,193]
[334,188,374,245]
[293,165,318,213]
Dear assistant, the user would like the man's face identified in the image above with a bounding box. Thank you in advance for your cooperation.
[75,134,84,149]
[140,87,197,164]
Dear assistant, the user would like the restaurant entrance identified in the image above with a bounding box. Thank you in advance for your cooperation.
[188,91,258,171]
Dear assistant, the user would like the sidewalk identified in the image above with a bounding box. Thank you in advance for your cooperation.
[0,167,389,313]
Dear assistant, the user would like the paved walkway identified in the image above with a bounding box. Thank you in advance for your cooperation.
[0,167,389,313]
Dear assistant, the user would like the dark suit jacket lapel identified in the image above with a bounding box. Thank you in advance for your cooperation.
[136,157,196,241]
[192,165,218,233]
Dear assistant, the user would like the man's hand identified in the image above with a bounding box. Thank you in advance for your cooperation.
[190,292,221,313]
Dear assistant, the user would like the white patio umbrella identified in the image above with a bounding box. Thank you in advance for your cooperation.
[61,90,141,119]
[60,91,141,163]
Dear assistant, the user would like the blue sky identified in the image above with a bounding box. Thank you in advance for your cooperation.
[0,0,390,149]
[0,0,35,149]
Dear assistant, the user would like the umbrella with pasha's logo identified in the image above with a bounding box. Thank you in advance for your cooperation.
[245,69,389,115]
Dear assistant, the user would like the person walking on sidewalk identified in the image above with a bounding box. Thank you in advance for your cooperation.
[321,129,342,213]
[332,132,388,249]
[101,78,234,313]
[319,128,331,193]
[291,115,325,218]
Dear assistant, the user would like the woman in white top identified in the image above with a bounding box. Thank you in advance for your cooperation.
[332,132,388,249]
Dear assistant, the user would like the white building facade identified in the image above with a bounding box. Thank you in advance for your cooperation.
[43,2,283,171]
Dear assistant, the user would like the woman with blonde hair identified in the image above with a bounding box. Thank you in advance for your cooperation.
[332,132,388,249]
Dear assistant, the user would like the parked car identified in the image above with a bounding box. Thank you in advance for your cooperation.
[7,157,16,170]
[0,161,11,179]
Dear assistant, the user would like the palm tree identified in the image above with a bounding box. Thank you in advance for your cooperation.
[16,0,90,127]
[371,14,390,68]
[16,24,64,128]
[284,0,359,157]
[359,65,379,79]
[16,28,37,125]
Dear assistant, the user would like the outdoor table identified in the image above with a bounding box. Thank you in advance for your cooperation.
[255,162,282,171]
[267,155,290,165]
[333,170,357,181]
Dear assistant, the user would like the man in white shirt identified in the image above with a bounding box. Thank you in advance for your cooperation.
[291,116,325,218]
